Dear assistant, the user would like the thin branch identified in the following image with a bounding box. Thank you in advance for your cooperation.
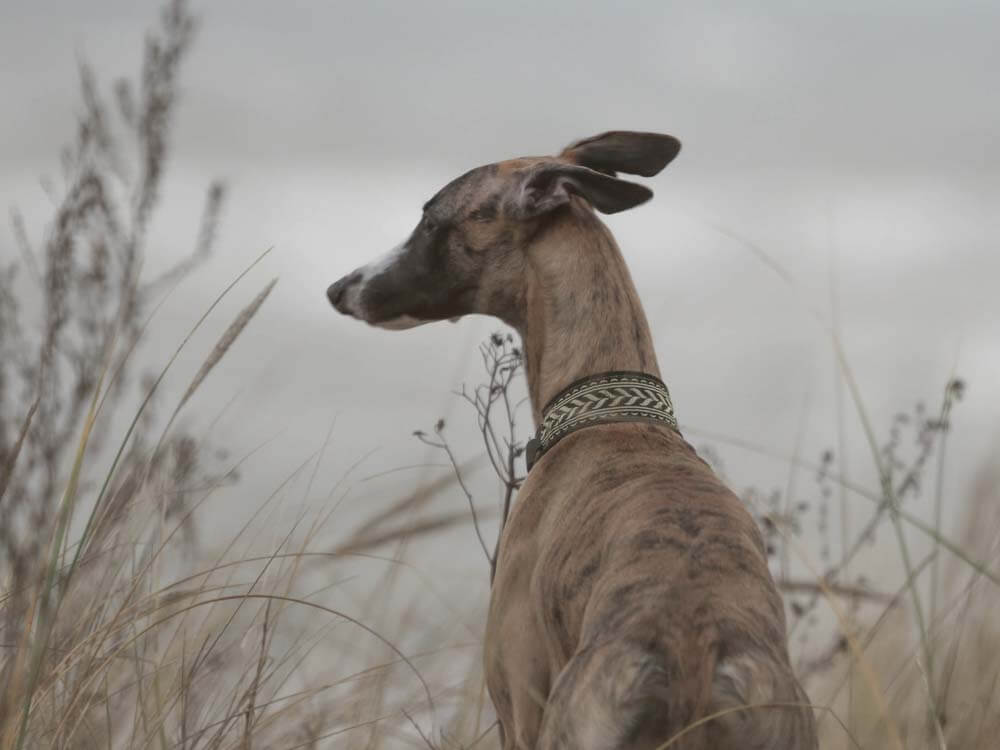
[415,431,492,566]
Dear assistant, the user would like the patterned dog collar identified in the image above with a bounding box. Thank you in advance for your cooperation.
[525,371,678,470]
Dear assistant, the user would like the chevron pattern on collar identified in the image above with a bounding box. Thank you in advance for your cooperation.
[526,371,679,470]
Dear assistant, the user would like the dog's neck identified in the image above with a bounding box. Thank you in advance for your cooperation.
[518,201,661,427]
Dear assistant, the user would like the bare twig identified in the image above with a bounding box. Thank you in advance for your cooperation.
[418,332,526,584]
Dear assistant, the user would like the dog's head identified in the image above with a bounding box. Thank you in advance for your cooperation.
[326,131,680,329]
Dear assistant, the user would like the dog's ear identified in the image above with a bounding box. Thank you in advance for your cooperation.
[560,131,681,177]
[514,163,652,218]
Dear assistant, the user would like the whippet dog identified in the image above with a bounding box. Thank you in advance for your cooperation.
[327,131,818,750]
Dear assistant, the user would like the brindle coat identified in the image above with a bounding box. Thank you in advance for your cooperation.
[327,132,818,749]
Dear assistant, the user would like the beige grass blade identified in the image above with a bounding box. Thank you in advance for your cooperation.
[177,277,278,414]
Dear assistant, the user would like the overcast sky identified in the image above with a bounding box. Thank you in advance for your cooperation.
[2,0,999,602]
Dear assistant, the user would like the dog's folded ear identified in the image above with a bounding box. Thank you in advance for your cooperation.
[515,163,652,218]
[560,131,681,177]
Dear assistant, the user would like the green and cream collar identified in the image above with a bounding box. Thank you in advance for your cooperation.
[525,371,679,470]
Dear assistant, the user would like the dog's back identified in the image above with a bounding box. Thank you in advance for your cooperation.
[489,423,817,749]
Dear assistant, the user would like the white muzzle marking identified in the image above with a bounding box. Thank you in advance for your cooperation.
[345,241,431,330]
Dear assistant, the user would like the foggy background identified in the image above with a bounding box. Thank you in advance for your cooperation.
[2,0,998,624]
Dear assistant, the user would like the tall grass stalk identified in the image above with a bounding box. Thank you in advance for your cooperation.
[12,333,116,750]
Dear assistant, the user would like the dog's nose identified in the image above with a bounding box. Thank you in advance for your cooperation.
[326,272,360,311]
[326,280,345,308]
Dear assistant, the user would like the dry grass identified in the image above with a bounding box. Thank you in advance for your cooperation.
[0,3,486,747]
[2,2,998,749]
[809,461,1000,750]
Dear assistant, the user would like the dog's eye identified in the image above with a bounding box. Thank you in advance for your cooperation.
[423,215,437,234]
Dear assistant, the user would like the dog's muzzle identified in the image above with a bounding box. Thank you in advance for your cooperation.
[327,271,362,315]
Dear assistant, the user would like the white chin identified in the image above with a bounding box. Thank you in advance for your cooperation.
[374,315,429,330]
